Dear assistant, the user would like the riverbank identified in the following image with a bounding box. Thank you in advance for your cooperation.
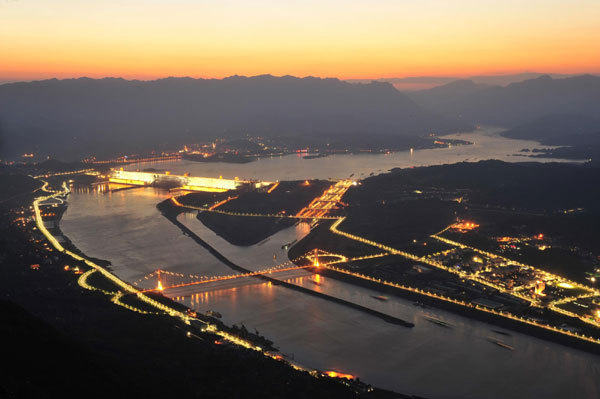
[180,179,332,246]
[180,137,473,165]
[183,152,256,163]
[312,266,600,354]
[0,180,372,398]
[3,177,422,398]
[0,222,363,398]
[198,211,296,246]
[285,161,600,355]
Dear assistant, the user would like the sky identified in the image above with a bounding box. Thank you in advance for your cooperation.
[1,0,599,82]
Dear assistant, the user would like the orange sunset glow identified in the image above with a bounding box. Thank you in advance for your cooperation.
[1,0,599,81]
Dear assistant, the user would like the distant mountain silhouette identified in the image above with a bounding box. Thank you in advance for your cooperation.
[501,114,600,146]
[407,80,489,115]
[407,75,600,127]
[347,72,584,91]
[0,75,471,160]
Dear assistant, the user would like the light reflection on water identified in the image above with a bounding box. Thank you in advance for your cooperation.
[61,129,599,399]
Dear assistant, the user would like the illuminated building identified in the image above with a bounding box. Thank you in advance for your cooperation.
[534,280,546,295]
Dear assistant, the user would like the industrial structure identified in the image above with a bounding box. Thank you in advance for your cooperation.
[109,169,269,192]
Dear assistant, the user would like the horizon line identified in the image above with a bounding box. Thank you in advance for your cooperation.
[2,71,600,86]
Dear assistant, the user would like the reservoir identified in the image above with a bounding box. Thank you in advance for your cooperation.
[61,128,599,399]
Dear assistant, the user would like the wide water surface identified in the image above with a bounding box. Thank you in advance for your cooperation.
[124,126,572,181]
[62,129,598,398]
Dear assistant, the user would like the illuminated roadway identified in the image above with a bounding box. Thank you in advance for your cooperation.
[33,175,600,356]
[32,180,291,356]
[326,217,600,344]
[296,180,354,219]
[171,177,600,343]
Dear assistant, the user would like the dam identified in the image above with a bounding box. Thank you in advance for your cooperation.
[109,169,270,192]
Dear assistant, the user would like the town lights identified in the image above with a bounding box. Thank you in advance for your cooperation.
[534,280,546,296]
[557,282,575,289]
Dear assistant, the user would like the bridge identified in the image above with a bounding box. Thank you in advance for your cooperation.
[134,249,340,296]
[134,249,389,299]
[135,261,317,297]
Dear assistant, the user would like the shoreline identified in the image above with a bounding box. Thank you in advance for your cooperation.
[312,266,600,354]
[34,183,412,397]
[49,197,284,352]
[4,192,391,398]
[163,181,600,355]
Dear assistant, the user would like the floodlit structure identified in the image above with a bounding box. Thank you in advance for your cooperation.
[109,169,262,192]
[534,280,546,296]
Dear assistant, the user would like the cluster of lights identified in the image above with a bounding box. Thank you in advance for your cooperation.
[208,195,239,211]
[296,180,353,219]
[83,154,182,165]
[450,221,480,233]
[319,262,600,345]
[146,264,312,292]
[34,184,317,372]
[134,255,306,290]
[327,216,600,340]
[172,196,339,220]
[33,172,600,381]
[33,168,96,179]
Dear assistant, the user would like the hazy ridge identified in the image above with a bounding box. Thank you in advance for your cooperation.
[407,75,600,128]
[0,75,470,160]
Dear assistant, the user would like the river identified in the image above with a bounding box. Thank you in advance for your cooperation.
[61,127,599,398]
[120,126,573,181]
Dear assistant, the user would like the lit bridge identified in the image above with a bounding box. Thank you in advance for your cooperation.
[136,262,315,296]
[133,249,348,297]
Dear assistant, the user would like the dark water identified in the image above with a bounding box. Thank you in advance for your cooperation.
[61,129,599,398]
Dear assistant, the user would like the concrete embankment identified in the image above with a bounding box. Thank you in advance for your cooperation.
[157,199,414,328]
[315,267,600,355]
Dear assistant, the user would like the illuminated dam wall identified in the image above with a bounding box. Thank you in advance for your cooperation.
[109,170,251,192]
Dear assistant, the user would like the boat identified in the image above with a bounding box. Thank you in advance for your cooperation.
[282,239,297,250]
[371,295,388,301]
[487,337,514,350]
[491,329,511,336]
[309,279,322,286]
[423,316,452,328]
[413,301,429,308]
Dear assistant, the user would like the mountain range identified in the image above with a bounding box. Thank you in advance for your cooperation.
[0,75,470,160]
[1,74,599,160]
[347,73,589,91]
[407,75,600,132]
